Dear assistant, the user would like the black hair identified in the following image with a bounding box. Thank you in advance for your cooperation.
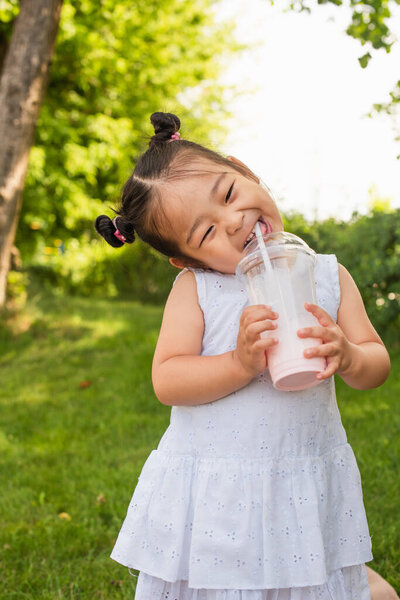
[94,111,256,266]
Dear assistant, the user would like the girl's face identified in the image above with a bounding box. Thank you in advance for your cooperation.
[161,157,284,274]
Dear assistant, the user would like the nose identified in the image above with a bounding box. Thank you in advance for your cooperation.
[225,210,244,235]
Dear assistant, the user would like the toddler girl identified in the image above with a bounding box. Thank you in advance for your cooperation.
[95,112,396,599]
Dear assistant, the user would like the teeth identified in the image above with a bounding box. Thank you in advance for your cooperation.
[245,232,255,245]
[244,218,269,248]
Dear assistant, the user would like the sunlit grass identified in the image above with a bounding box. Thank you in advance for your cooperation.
[336,365,400,587]
[0,293,399,598]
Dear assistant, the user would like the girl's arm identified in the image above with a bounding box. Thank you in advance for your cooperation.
[335,263,390,389]
[152,270,278,406]
[298,263,391,390]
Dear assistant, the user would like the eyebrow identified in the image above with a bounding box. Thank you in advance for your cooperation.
[185,173,227,245]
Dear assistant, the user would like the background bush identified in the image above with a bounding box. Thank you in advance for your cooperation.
[15,206,399,340]
[284,207,400,343]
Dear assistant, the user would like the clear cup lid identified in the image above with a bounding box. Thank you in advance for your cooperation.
[236,231,315,276]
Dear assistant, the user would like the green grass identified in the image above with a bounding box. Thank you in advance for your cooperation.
[0,292,399,598]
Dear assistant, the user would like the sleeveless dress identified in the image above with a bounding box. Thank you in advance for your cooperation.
[111,254,373,599]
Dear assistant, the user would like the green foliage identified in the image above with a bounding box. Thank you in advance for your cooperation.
[0,0,18,58]
[374,79,400,116]
[4,0,399,312]
[27,237,177,304]
[0,0,19,26]
[284,0,397,57]
[346,0,393,54]
[283,0,400,137]
[358,52,372,68]
[22,207,400,343]
[5,269,27,313]
[372,79,400,156]
[15,0,240,264]
[284,206,400,342]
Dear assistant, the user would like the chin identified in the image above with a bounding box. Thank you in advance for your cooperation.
[212,264,237,275]
[229,262,240,274]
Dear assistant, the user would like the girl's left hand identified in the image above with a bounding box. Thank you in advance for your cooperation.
[297,302,353,381]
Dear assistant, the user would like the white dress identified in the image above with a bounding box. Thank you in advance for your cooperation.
[111,254,373,599]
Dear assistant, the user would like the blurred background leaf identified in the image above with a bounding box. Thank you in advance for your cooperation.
[13,0,239,262]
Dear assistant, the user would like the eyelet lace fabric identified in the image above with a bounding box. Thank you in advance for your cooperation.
[110,254,372,594]
[134,564,370,599]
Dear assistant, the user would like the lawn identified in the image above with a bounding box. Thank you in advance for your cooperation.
[0,292,399,598]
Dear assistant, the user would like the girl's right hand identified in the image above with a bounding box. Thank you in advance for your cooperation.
[233,305,279,378]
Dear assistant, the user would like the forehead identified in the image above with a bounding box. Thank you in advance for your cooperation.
[169,157,232,189]
[158,158,234,222]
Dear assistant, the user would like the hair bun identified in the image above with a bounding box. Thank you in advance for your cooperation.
[150,112,180,144]
[94,214,135,248]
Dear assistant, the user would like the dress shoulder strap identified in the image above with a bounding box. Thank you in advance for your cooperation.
[172,268,207,313]
[315,253,341,322]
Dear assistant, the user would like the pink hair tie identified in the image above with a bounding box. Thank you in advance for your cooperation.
[170,132,181,141]
[112,216,127,243]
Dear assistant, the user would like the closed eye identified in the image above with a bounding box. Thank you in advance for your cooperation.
[225,182,234,203]
[200,180,234,245]
[200,226,213,245]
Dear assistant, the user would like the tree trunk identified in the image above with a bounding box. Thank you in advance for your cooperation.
[0,0,63,311]
[0,29,11,76]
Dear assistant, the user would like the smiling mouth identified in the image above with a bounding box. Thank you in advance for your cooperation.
[243,216,272,249]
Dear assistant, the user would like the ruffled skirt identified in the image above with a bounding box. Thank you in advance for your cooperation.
[133,564,371,600]
[111,446,372,588]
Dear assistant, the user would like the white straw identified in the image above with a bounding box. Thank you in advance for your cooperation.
[255,222,284,316]
[255,222,274,280]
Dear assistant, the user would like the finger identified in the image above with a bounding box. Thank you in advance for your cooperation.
[253,337,279,351]
[315,358,339,380]
[250,304,278,318]
[247,319,278,339]
[303,342,336,359]
[244,304,276,313]
[297,325,334,341]
[304,302,335,328]
[242,306,278,325]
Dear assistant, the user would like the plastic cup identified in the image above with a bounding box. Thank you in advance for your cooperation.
[236,231,326,391]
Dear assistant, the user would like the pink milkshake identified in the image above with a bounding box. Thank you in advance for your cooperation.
[236,231,326,391]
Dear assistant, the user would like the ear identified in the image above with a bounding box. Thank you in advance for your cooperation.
[169,257,186,269]
[226,155,259,183]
